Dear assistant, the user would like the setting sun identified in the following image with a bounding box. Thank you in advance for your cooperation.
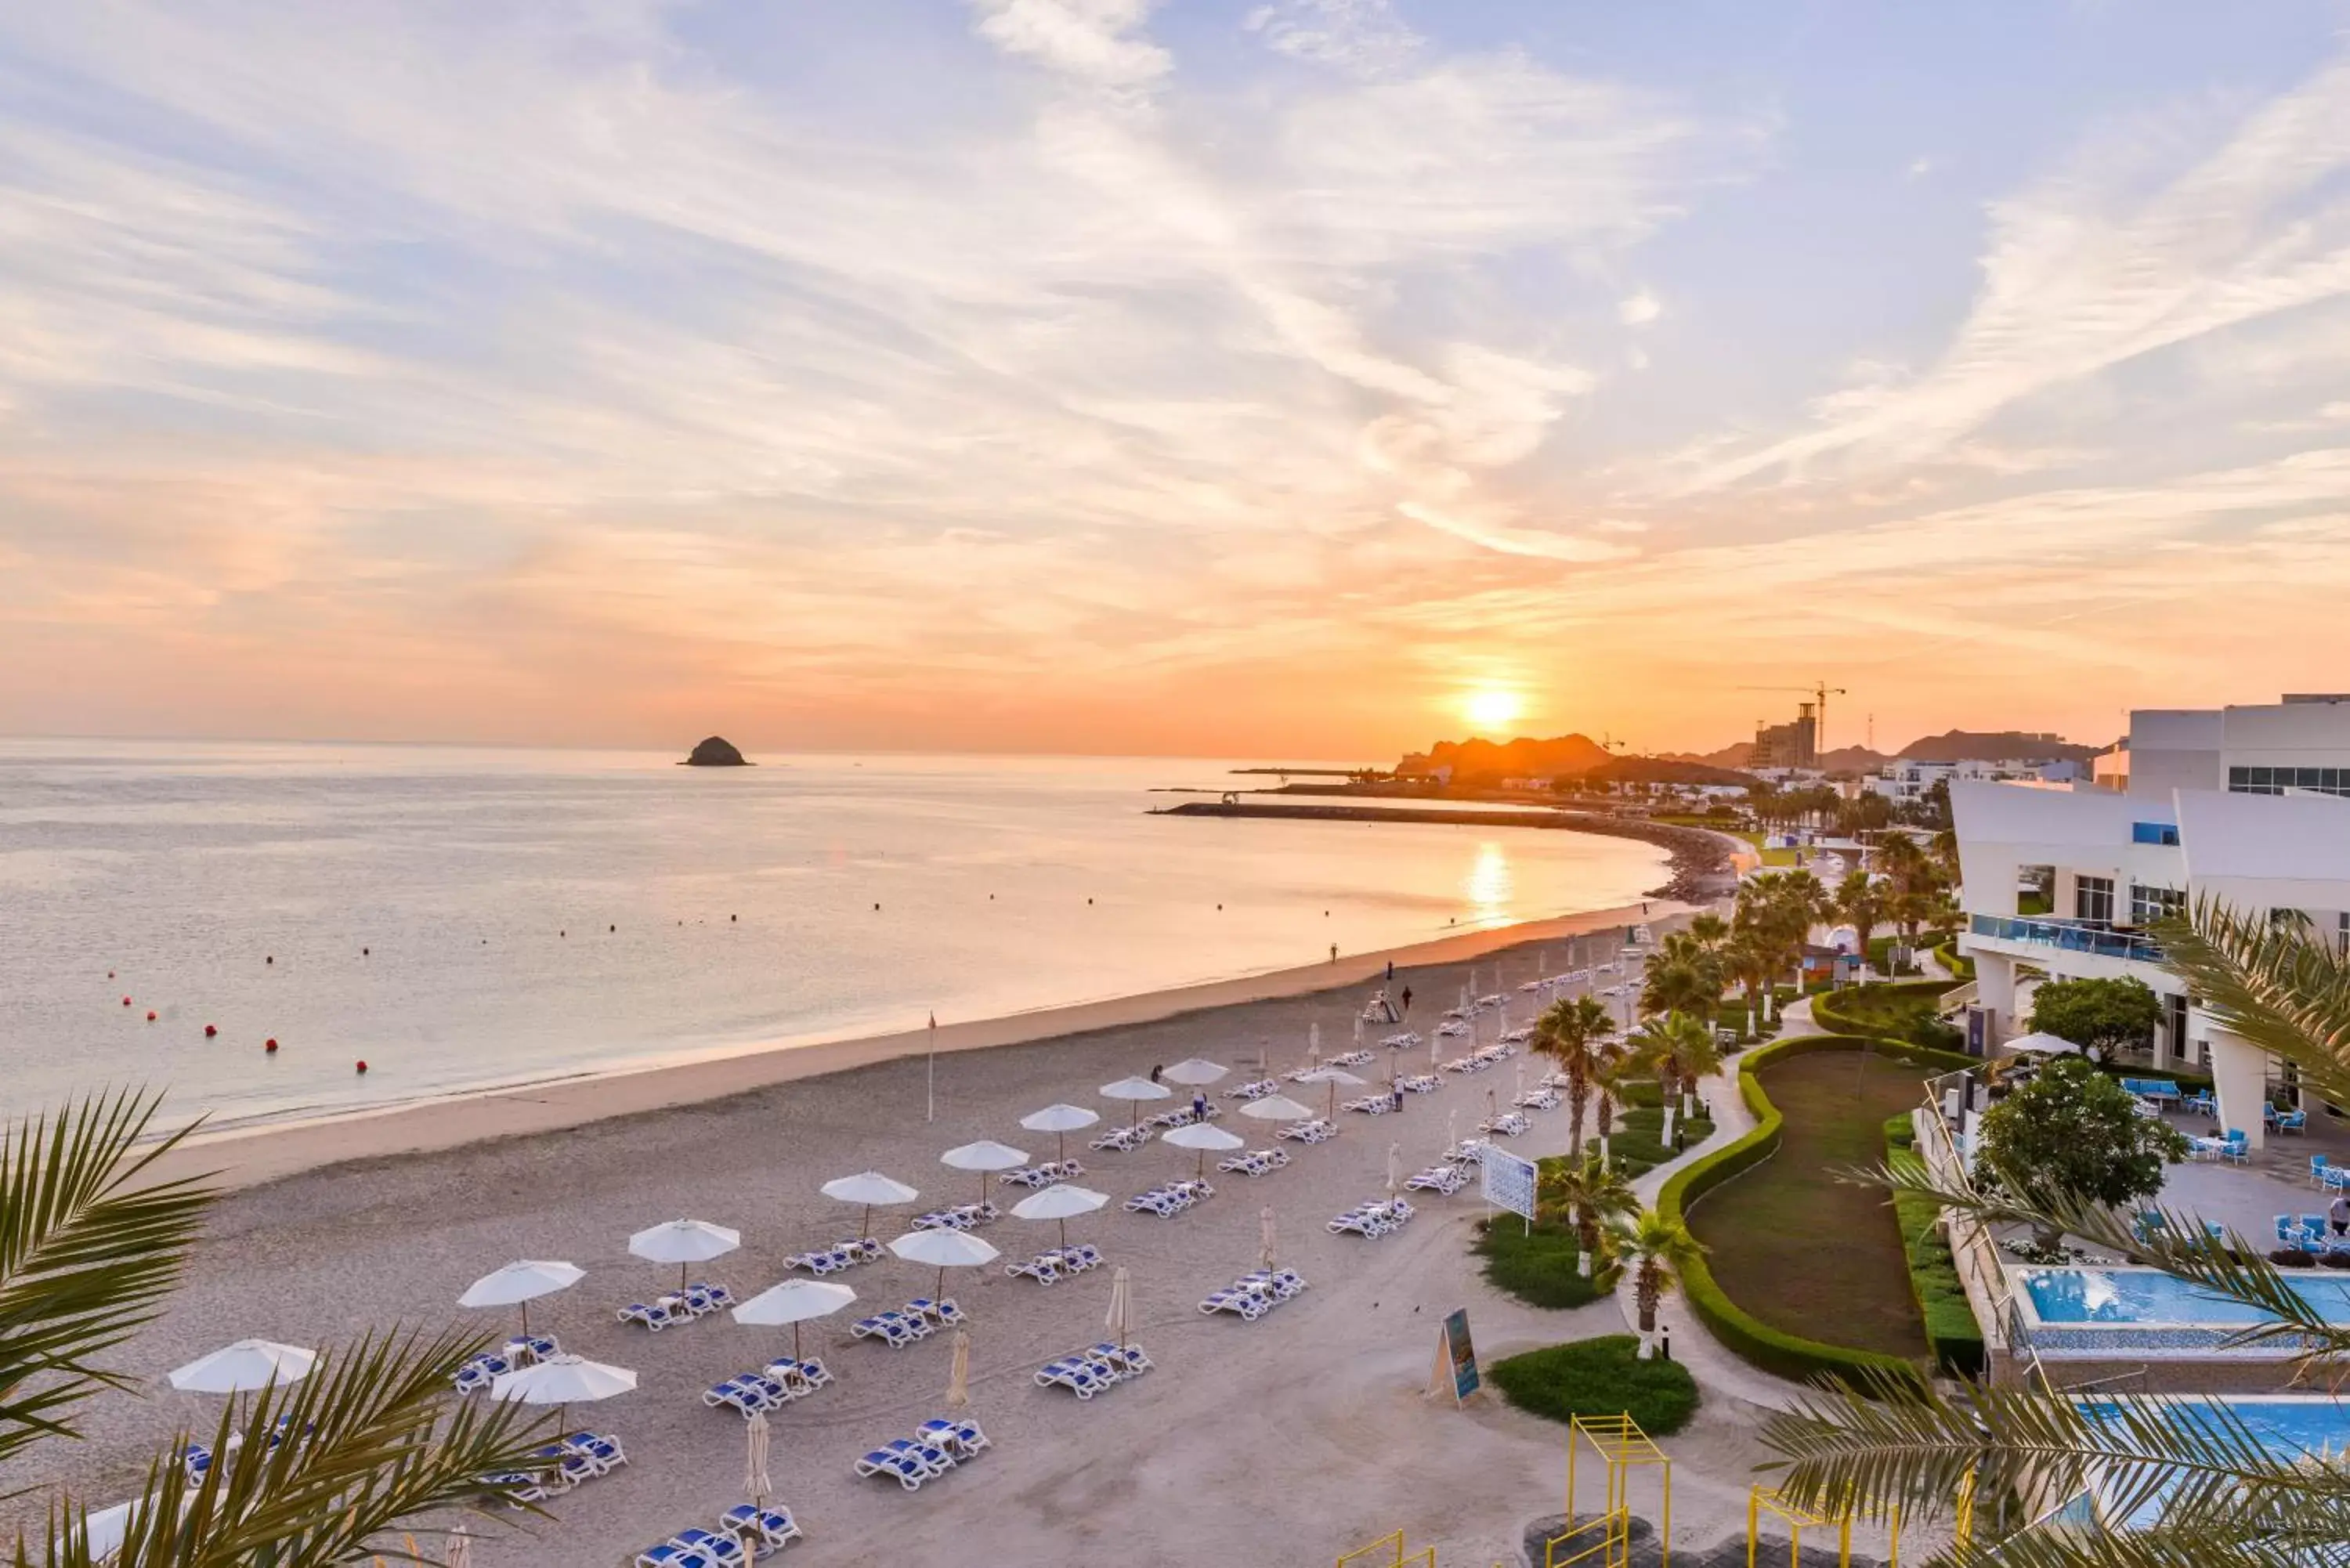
[1461,688,1523,732]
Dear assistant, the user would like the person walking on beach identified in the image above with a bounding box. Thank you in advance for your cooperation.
[2332,1192,2348,1237]
[1329,942,1338,964]
[1150,1064,1164,1084]
[1386,960,1394,981]
[1192,1089,1208,1124]
[1401,985,1412,1015]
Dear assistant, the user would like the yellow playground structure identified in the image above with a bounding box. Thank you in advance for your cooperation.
[1746,1484,1901,1567]
[1334,1528,1436,1568]
[1544,1413,1673,1568]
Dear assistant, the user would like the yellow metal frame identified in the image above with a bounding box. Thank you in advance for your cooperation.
[1746,1486,1900,1568]
[1564,1414,1672,1568]
[1545,1512,1629,1568]
[1336,1528,1434,1568]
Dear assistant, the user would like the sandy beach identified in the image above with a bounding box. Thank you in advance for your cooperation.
[20,901,1802,1567]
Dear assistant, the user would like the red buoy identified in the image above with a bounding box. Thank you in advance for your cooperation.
[355,1059,368,1074]
[145,1010,157,1021]
[122,995,132,1006]
[264,1038,279,1053]
[203,1024,217,1038]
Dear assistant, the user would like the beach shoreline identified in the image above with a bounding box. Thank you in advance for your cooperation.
[153,898,1688,1192]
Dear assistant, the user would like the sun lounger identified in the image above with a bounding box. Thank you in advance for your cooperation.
[617,1299,677,1331]
[1276,1118,1337,1143]
[703,1378,772,1416]
[1405,1165,1469,1194]
[765,1357,832,1393]
[1034,1356,1115,1397]
[887,1435,958,1475]
[454,1351,512,1394]
[636,1544,717,1568]
[1342,1096,1395,1115]
[1224,1078,1279,1099]
[719,1504,804,1554]
[1218,1147,1288,1176]
[849,1313,920,1348]
[908,1297,966,1325]
[1007,1252,1063,1284]
[1400,1074,1441,1093]
[1436,1021,1469,1038]
[918,1415,992,1457]
[1479,1112,1531,1137]
[1381,1032,1422,1049]
[1087,1342,1151,1377]
[855,1444,935,1490]
[1089,1122,1153,1152]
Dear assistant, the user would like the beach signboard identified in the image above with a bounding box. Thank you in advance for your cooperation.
[1437,1308,1480,1405]
[1478,1145,1538,1223]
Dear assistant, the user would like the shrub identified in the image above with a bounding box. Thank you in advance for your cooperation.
[1655,1033,1974,1393]
[1473,1216,1609,1310]
[1488,1335,1701,1436]
[1934,939,1976,982]
[1813,980,1964,1052]
[1884,1115,1985,1378]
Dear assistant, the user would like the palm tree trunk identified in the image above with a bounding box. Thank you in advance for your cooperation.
[1567,1080,1589,1155]
[1636,1266,1660,1332]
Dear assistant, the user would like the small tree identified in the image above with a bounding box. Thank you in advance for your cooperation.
[1534,995,1614,1157]
[2029,975,2163,1064]
[1543,1151,1636,1278]
[1611,1206,1708,1352]
[1976,1055,2189,1249]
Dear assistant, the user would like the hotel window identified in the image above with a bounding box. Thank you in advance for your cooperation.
[2130,883,2184,924]
[2074,875,2116,924]
[2230,764,2350,797]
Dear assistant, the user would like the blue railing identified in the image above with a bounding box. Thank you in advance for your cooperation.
[2131,822,2180,846]
[1970,912,2165,963]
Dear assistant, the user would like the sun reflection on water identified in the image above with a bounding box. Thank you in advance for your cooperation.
[1464,840,1513,916]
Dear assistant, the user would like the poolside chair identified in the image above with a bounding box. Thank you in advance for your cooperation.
[2222,1130,2251,1164]
[2280,1110,2309,1135]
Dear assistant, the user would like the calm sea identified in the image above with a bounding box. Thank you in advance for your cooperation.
[0,742,1665,1130]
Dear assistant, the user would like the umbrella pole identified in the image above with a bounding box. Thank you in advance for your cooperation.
[935,1265,946,1301]
[793,1321,803,1363]
[1059,1216,1068,1250]
[862,1202,873,1241]
[519,1302,529,1338]
[680,1263,689,1293]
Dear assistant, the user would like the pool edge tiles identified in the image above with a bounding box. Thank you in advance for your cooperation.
[2009,1263,2350,1359]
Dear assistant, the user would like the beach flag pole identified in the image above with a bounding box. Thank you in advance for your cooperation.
[927,1012,937,1123]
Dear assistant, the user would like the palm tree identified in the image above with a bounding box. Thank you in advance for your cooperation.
[1542,1151,1636,1279]
[1639,957,1717,1021]
[1686,911,1730,950]
[1533,995,1614,1157]
[1723,928,1776,1029]
[5,1093,553,1566]
[1755,902,2350,1561]
[1589,1038,1639,1154]
[1834,869,1889,974]
[1611,1205,1707,1342]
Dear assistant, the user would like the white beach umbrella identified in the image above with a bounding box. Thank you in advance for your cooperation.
[945,1328,972,1412]
[1159,1058,1228,1086]
[168,1339,316,1394]
[1019,1103,1100,1162]
[2004,1031,2083,1056]
[1161,1120,1243,1178]
[627,1219,741,1292]
[1259,1205,1278,1270]
[745,1411,773,1507]
[1104,1265,1133,1345]
[822,1171,919,1240]
[490,1353,635,1427]
[458,1260,584,1335]
[889,1228,1003,1301]
[942,1140,1029,1205]
[1010,1183,1110,1250]
[1300,1065,1365,1118]
[1238,1093,1314,1123]
[1101,1075,1173,1125]
[732,1277,858,1362]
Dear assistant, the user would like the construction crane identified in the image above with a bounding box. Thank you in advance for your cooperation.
[1738,681,1849,755]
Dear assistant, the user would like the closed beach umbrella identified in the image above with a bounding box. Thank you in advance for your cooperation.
[1446,1108,1458,1154]
[942,1140,1028,1205]
[1010,1183,1109,1250]
[889,1228,1002,1302]
[1238,1093,1314,1124]
[945,1328,972,1412]
[628,1219,741,1292]
[1104,1265,1133,1345]
[168,1339,316,1394]
[1354,1015,1365,1048]
[1430,1033,1441,1069]
[1300,1065,1365,1119]
[459,1260,584,1336]
[490,1353,634,1429]
[1515,1063,1526,1102]
[1101,1075,1173,1125]
[1386,1142,1403,1198]
[444,1524,472,1568]
[732,1277,857,1363]
[1306,1021,1321,1071]
[1159,1058,1227,1086]
[822,1171,919,1241]
[1259,1206,1278,1270]
[1019,1103,1100,1162]
[745,1411,773,1507]
[1161,1121,1242,1180]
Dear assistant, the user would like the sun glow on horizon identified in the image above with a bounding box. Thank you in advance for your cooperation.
[1460,688,1524,733]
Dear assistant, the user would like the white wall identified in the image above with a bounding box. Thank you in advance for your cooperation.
[2126,709,2224,799]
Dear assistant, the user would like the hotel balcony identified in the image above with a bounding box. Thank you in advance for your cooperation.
[1966,912,2166,964]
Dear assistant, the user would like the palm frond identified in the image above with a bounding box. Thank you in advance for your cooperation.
[2153,900,2350,1111]
[0,1091,216,1467]
[29,1326,554,1568]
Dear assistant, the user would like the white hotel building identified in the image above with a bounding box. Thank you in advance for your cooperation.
[1953,697,2350,1148]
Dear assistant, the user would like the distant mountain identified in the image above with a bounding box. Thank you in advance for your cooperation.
[1397,733,1614,781]
[1585,755,1756,787]
[1658,742,1885,775]
[1897,730,2100,764]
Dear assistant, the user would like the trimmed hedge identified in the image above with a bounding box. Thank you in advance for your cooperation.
[1657,1033,1979,1393]
[1813,980,1965,1051]
[1489,1335,1701,1436]
[1933,939,1976,982]
[1884,1115,1987,1378]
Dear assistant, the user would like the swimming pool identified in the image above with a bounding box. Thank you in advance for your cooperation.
[2073,1397,2350,1530]
[2023,1266,2350,1327]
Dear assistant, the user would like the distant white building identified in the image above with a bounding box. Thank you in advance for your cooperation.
[1954,777,2350,1148]
[1867,756,2084,802]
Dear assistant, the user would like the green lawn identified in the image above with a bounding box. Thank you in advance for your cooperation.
[1474,1216,1608,1309]
[1489,1335,1701,1435]
[1683,1050,1936,1359]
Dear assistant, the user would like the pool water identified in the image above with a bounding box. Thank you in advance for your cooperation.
[2079,1398,2350,1530]
[2024,1266,2350,1325]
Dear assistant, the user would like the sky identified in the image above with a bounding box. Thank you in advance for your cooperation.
[5,1,2350,761]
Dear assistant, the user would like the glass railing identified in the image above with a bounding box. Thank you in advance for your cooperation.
[1969,912,2164,963]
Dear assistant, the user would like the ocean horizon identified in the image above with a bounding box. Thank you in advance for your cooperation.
[0,739,1668,1132]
